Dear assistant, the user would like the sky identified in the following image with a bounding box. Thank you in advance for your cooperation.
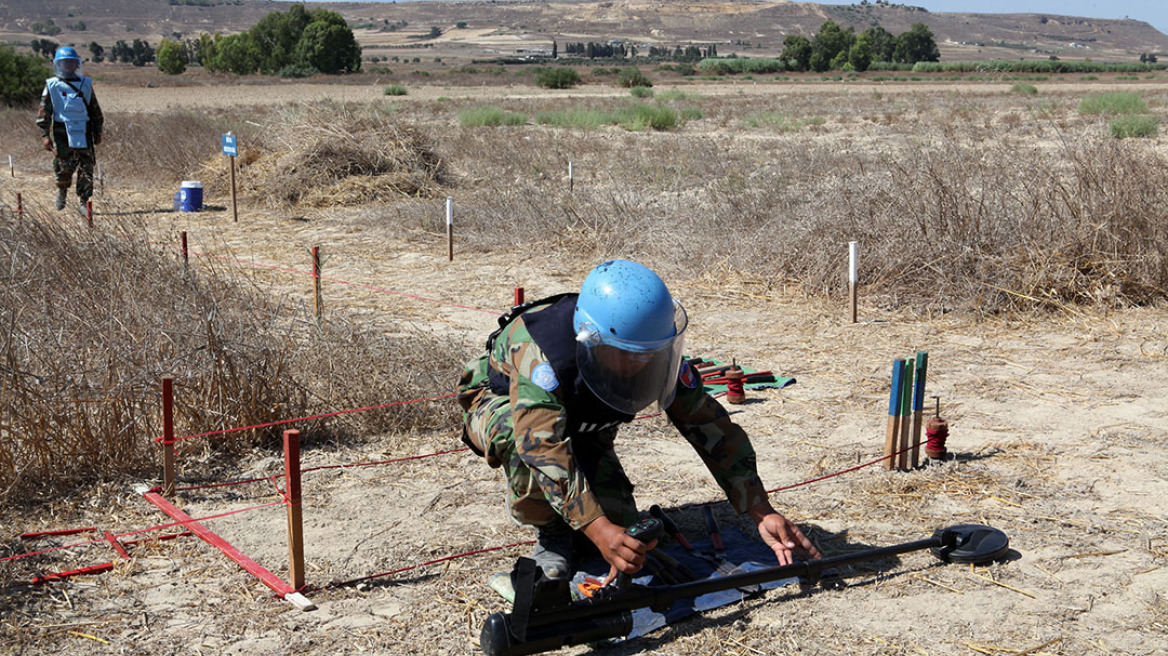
[814,1,1168,35]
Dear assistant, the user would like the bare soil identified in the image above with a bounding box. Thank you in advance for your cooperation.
[1,80,1166,656]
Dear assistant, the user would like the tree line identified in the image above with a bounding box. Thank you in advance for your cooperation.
[779,21,939,73]
[559,41,718,61]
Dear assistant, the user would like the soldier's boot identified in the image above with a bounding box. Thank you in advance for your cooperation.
[530,521,574,581]
[56,188,67,211]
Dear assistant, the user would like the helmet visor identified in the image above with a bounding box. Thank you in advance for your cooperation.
[54,58,82,78]
[576,301,688,415]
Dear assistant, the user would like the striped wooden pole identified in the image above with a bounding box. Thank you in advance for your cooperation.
[848,241,858,323]
[445,197,453,262]
[162,377,176,496]
[883,359,905,470]
[911,351,928,469]
[897,358,915,470]
[312,246,322,326]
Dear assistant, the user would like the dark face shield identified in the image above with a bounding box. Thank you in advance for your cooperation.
[575,301,688,415]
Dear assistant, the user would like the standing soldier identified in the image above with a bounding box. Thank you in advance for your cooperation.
[37,46,104,213]
[458,259,820,584]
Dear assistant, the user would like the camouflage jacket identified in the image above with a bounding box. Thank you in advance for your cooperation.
[459,295,768,530]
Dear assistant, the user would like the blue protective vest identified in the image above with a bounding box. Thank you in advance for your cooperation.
[46,76,93,149]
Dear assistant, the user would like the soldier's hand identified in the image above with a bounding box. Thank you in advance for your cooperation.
[583,516,656,584]
[42,137,54,153]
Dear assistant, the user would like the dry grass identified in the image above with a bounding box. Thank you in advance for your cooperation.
[0,204,463,513]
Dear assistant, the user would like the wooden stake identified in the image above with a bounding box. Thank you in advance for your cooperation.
[229,153,238,222]
[848,241,858,323]
[86,200,93,228]
[898,358,915,470]
[445,197,453,262]
[8,155,13,177]
[312,246,322,325]
[16,192,22,218]
[514,286,524,306]
[911,351,928,469]
[181,231,189,266]
[568,161,574,192]
[883,359,905,470]
[284,429,306,591]
[162,377,176,496]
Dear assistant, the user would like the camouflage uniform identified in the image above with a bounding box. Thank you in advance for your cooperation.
[37,76,104,203]
[458,294,768,531]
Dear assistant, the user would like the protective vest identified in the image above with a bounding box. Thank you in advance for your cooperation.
[488,294,636,435]
[46,76,93,149]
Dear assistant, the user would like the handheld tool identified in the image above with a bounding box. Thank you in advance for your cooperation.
[702,505,761,593]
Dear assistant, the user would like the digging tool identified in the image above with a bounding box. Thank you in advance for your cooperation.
[702,505,762,593]
[479,522,1010,656]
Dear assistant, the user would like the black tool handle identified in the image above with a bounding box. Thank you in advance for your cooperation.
[614,518,663,589]
[702,506,725,553]
[649,504,695,551]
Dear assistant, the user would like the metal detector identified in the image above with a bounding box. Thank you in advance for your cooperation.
[479,519,1010,656]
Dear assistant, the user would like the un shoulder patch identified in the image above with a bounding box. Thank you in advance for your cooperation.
[530,362,559,391]
[679,361,699,389]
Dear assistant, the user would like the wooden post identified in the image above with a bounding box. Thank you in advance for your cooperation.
[229,152,238,222]
[911,351,928,469]
[8,155,13,178]
[162,377,176,496]
[514,286,524,307]
[312,246,322,325]
[181,231,189,266]
[86,200,93,228]
[883,359,904,470]
[283,429,306,591]
[848,241,859,323]
[897,358,915,470]
[445,197,453,262]
[16,192,22,219]
[568,161,574,192]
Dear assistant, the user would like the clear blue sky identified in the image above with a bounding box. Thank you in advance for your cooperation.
[816,1,1168,35]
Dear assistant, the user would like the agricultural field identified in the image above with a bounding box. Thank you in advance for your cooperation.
[1,68,1167,656]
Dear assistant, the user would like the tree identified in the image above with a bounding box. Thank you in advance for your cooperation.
[249,4,311,73]
[130,39,155,67]
[551,40,557,58]
[428,26,442,39]
[810,21,854,73]
[893,23,940,64]
[157,38,188,74]
[849,34,873,72]
[295,12,361,74]
[111,40,130,63]
[859,26,896,62]
[0,45,49,106]
[88,41,104,63]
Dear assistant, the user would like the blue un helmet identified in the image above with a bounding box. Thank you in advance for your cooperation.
[574,259,689,414]
[54,46,83,79]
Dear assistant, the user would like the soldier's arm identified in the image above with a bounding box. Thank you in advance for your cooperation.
[665,364,768,515]
[88,88,104,138]
[36,87,52,136]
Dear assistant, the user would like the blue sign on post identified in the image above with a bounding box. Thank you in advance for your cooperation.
[221,132,237,157]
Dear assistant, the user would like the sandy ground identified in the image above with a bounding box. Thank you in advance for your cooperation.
[2,81,1167,656]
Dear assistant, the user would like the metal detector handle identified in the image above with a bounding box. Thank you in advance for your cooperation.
[614,518,664,589]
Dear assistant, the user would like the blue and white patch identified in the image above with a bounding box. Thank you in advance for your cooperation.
[530,362,559,391]
[679,361,699,389]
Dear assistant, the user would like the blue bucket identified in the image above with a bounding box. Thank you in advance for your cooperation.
[179,181,203,212]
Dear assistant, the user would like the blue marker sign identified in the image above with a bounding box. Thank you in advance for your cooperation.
[221,132,237,157]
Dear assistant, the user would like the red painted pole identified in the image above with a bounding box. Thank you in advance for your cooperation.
[86,200,93,228]
[284,429,306,591]
[162,377,175,496]
[15,192,22,218]
[514,286,524,306]
[181,231,189,265]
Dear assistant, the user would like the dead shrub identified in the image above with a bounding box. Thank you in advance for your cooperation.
[203,103,445,207]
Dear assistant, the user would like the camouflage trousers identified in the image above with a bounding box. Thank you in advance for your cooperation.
[54,147,96,201]
[462,391,638,529]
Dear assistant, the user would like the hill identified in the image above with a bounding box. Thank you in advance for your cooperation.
[2,0,1167,64]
